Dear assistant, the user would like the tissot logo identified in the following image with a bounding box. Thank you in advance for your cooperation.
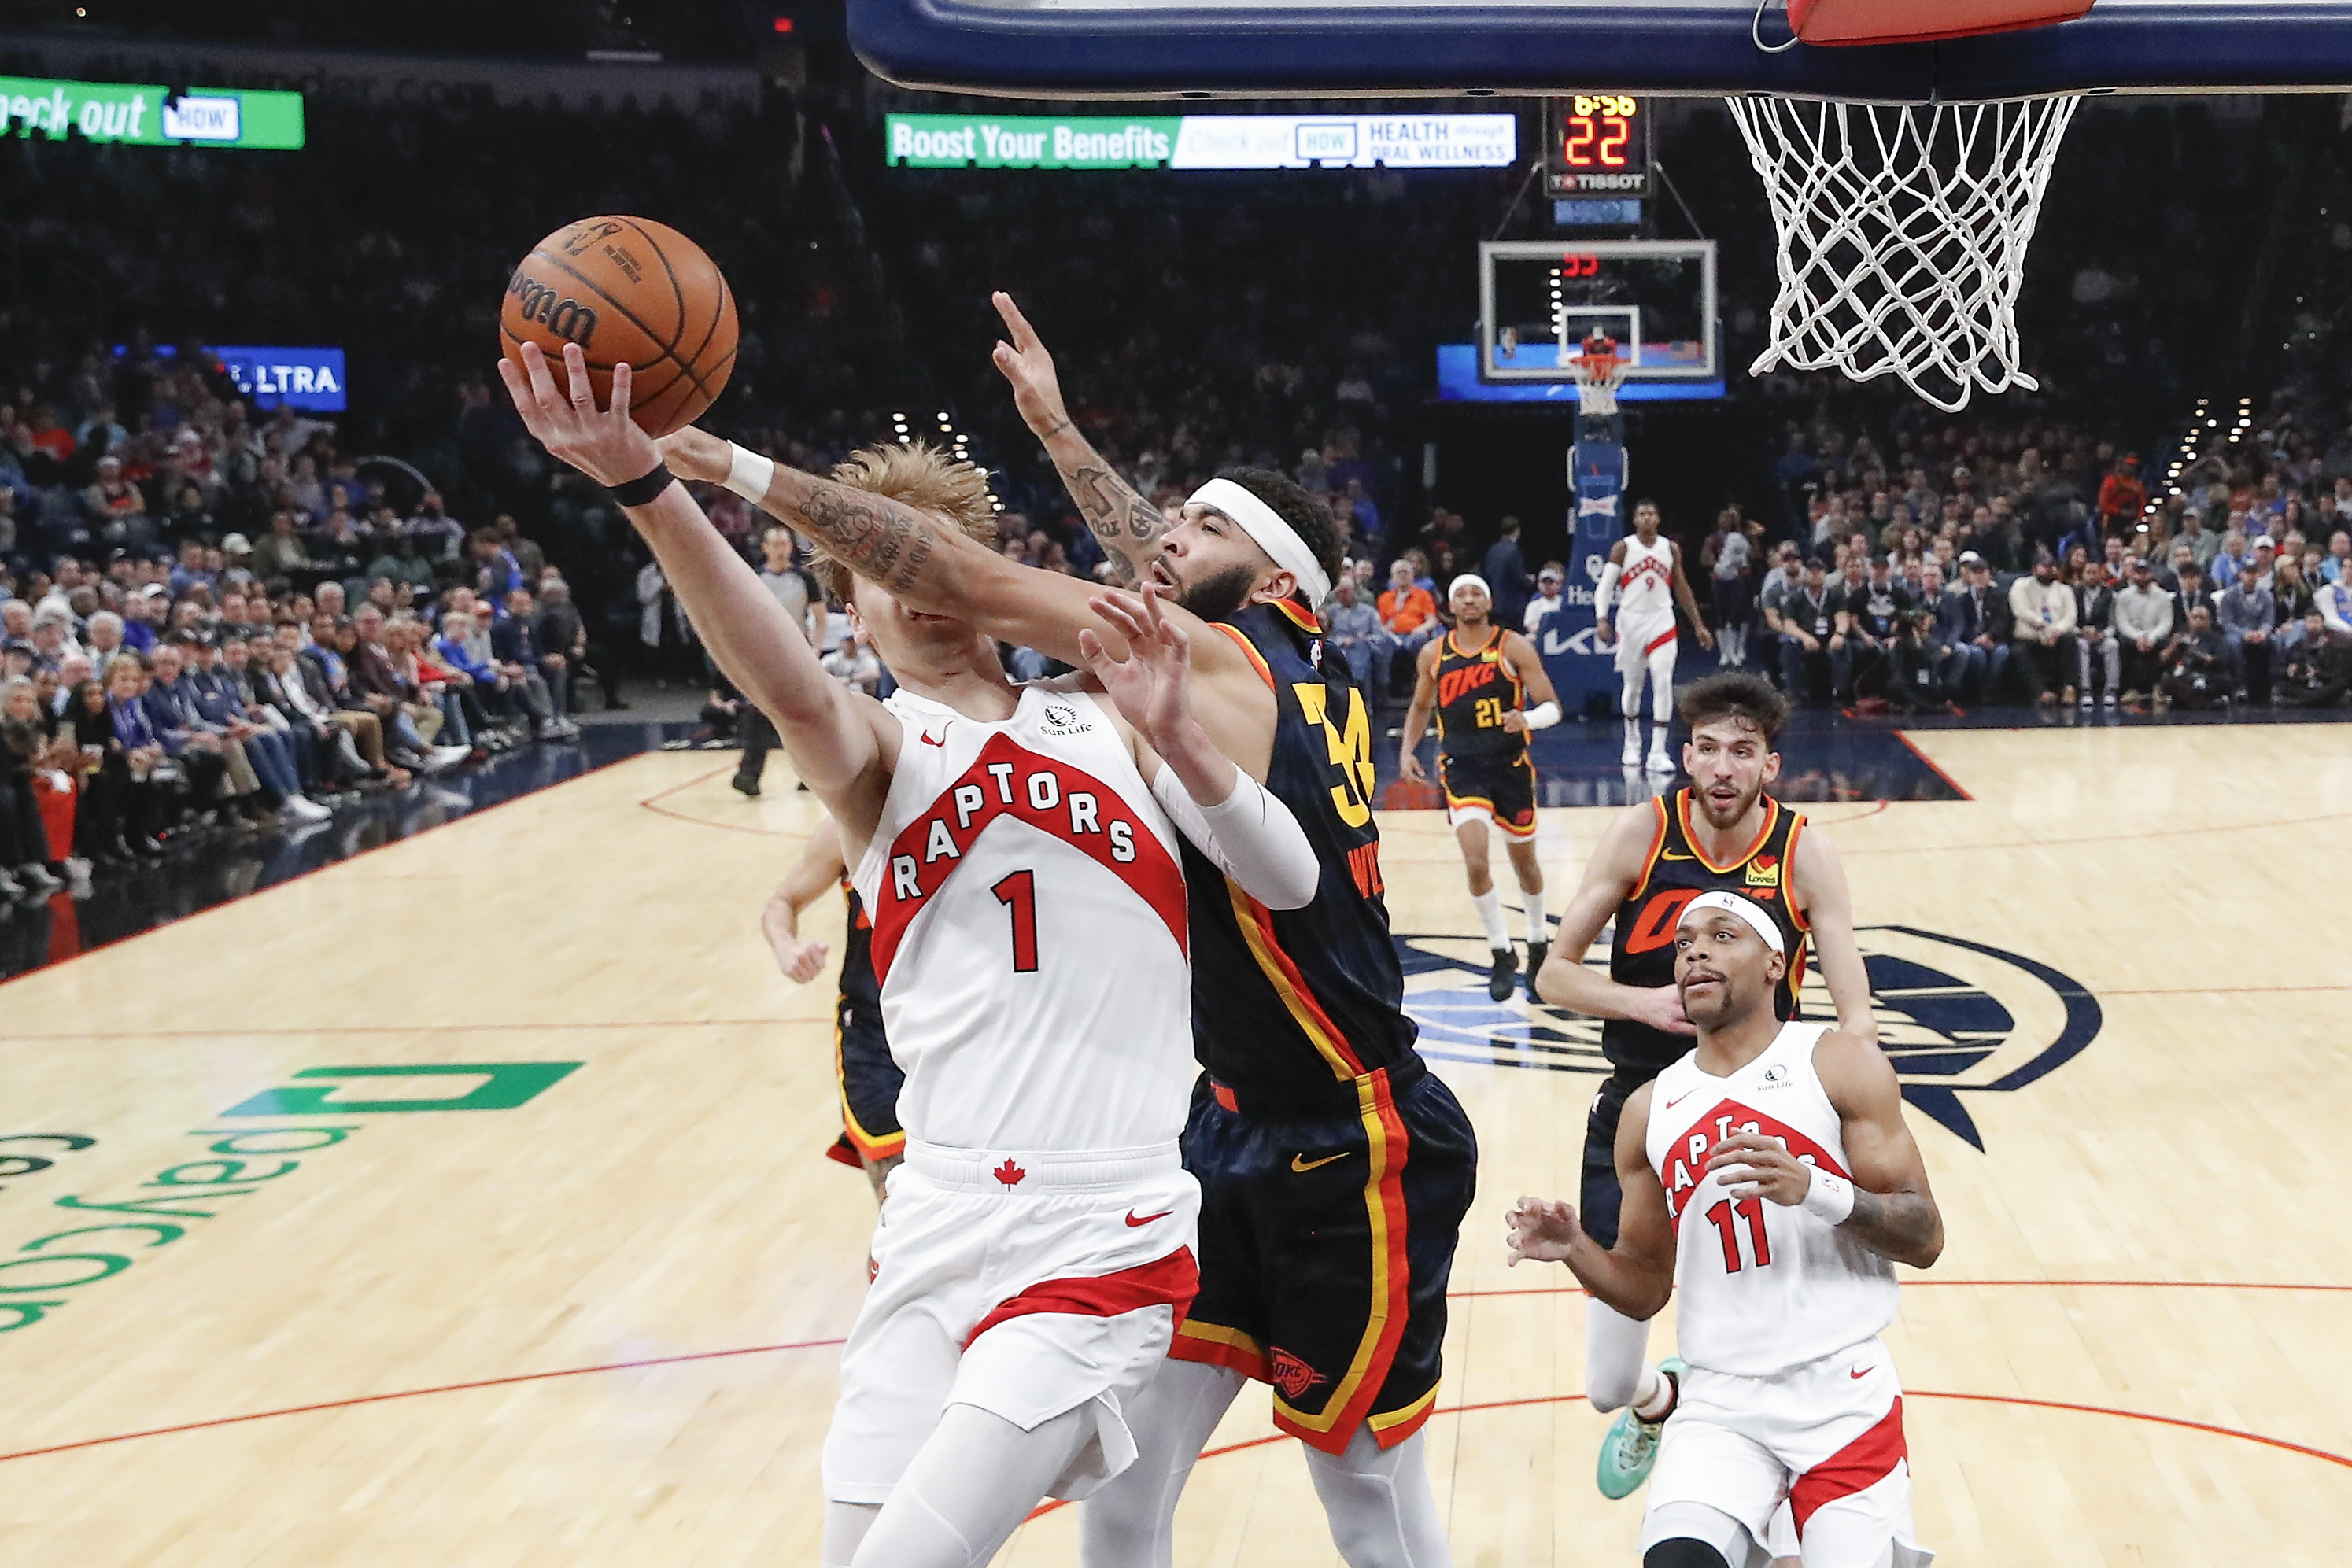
[1393,924,2100,1149]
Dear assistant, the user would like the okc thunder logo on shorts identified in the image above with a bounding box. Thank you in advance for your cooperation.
[1268,1348,1327,1400]
[1389,923,2101,1152]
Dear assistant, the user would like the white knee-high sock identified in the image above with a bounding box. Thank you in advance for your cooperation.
[1649,645,1678,727]
[1302,1426,1453,1568]
[1523,886,1548,944]
[1470,887,1509,950]
[1080,1359,1246,1568]
[825,1503,881,1568]
[1585,1297,1652,1412]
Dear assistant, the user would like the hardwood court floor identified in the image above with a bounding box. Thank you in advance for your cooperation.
[0,722,2346,1566]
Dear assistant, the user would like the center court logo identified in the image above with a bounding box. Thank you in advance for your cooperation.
[1393,924,2101,1150]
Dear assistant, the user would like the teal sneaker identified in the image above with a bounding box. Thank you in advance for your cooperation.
[1595,1356,1683,1500]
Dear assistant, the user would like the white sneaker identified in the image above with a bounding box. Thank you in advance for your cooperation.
[286,795,332,823]
[0,869,21,899]
[432,744,471,768]
[16,863,62,894]
[1645,749,1676,774]
[1621,737,1641,767]
[2103,692,2118,707]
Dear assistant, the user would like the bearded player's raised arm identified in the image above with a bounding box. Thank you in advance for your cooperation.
[655,424,1275,782]
[498,344,893,843]
[988,291,1170,588]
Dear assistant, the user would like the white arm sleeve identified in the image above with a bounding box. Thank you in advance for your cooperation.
[1521,700,1561,729]
[1596,560,1623,619]
[1151,762,1321,911]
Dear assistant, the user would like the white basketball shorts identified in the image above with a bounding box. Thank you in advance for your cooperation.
[1615,613,1678,676]
[820,1140,1201,1507]
[1644,1336,1933,1568]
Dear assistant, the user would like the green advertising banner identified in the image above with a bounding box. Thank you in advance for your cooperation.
[0,75,305,149]
[884,113,1516,172]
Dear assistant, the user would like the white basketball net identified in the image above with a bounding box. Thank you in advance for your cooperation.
[1726,94,2080,413]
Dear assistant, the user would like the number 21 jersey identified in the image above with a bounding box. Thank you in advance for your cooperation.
[851,684,1195,1155]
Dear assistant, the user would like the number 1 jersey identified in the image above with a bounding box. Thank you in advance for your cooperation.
[850,684,1195,1154]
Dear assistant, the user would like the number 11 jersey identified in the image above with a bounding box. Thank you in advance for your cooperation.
[850,684,1195,1155]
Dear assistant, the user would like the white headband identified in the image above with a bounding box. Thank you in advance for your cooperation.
[1682,891,1785,955]
[1188,478,1331,607]
[1449,573,1492,600]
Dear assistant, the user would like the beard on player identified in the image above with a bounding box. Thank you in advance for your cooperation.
[1673,913,1783,1032]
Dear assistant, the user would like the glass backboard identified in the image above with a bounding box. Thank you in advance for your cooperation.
[1479,239,1715,383]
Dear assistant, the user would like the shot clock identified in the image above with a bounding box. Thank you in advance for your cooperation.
[1544,95,1652,199]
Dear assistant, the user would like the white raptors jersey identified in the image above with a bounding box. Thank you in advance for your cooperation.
[1615,533,1678,629]
[851,684,1195,1156]
[1645,1023,1900,1377]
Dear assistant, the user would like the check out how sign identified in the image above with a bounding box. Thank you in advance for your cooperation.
[0,75,304,149]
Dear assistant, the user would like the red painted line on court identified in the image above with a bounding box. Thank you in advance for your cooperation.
[637,763,796,836]
[1028,1384,2352,1518]
[0,1336,849,1467]
[1890,730,1975,801]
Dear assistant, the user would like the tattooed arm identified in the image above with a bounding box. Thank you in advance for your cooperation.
[990,291,1169,586]
[499,343,894,846]
[655,422,1274,780]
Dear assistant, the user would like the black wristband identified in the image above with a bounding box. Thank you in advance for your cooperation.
[606,462,676,508]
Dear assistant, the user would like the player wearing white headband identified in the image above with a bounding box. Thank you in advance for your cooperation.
[988,292,1478,1568]
[1397,570,1562,1001]
[1508,887,1941,1568]
[1533,670,1877,1521]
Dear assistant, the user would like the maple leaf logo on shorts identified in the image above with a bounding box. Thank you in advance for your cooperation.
[1268,1349,1327,1400]
[992,1157,1026,1187]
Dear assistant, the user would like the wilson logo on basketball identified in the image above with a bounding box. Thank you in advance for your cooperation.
[504,272,599,349]
[1268,1348,1327,1400]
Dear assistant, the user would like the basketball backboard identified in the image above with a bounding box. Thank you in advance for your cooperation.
[848,0,2352,101]
[1480,241,1716,384]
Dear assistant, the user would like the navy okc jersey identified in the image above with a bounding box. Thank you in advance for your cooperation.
[1432,627,1526,761]
[1604,788,1811,1073]
[1183,600,1420,1098]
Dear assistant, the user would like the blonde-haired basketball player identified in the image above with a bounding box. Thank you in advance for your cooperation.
[501,340,1321,1568]
[1597,500,1714,772]
[1509,892,1941,1568]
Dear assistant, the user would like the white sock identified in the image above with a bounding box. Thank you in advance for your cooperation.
[1471,887,1510,950]
[1622,714,1641,749]
[1523,886,1548,945]
[1631,1363,1673,1422]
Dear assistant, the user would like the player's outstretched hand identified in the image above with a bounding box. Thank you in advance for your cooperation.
[1505,1195,1583,1265]
[1704,1132,1808,1205]
[656,425,733,486]
[1398,747,1428,785]
[767,933,832,986]
[991,291,1072,438]
[497,341,660,489]
[1078,582,1194,752]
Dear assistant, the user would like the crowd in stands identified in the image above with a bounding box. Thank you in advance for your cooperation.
[0,345,614,899]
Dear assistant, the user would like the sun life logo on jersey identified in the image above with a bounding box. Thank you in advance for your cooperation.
[1758,1062,1792,1090]
[1390,923,2100,1151]
[1038,699,1092,736]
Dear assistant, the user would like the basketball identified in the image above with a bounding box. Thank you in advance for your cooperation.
[499,215,737,437]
